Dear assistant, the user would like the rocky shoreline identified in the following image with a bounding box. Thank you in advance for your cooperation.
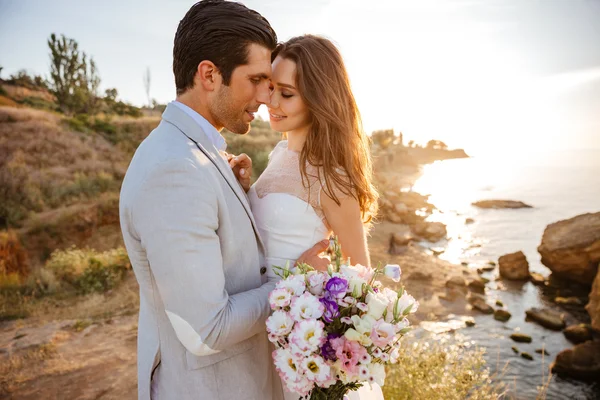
[372,165,600,384]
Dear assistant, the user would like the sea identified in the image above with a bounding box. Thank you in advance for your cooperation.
[409,149,600,399]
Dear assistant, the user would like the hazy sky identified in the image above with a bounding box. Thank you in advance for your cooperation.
[1,0,599,154]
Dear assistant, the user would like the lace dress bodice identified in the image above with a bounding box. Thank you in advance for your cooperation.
[252,140,329,224]
[248,141,333,274]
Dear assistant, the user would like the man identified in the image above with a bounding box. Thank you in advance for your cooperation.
[119,1,329,399]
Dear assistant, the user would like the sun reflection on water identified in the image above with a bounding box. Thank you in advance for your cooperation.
[411,157,515,265]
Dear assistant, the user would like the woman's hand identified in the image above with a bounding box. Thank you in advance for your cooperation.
[226,153,252,192]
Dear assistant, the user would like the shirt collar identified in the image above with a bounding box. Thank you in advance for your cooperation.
[171,100,227,152]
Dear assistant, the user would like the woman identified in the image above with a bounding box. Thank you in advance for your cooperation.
[247,35,383,400]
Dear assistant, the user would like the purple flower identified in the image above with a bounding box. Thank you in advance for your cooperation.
[325,277,348,299]
[320,296,340,323]
[320,333,340,361]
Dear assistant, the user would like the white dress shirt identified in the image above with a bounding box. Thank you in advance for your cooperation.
[171,100,227,152]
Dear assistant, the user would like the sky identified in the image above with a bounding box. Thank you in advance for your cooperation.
[1,0,599,155]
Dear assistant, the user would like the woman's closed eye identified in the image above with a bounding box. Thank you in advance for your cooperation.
[281,92,293,99]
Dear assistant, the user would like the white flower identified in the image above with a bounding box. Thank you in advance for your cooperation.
[390,348,400,364]
[365,291,390,320]
[344,296,357,305]
[276,275,306,296]
[300,354,331,383]
[289,319,326,354]
[341,317,353,324]
[368,363,386,386]
[356,302,369,312]
[273,347,300,383]
[345,315,375,346]
[288,375,313,397]
[395,317,410,332]
[269,288,292,309]
[266,310,295,336]
[358,364,370,380]
[307,271,328,296]
[370,319,396,348]
[290,292,324,322]
[359,352,372,365]
[340,264,374,282]
[340,265,371,297]
[383,264,401,282]
[351,314,376,335]
[380,352,390,362]
[372,348,383,358]
[396,293,419,316]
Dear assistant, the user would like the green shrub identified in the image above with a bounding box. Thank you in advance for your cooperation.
[92,118,116,134]
[0,85,7,96]
[20,96,58,112]
[45,247,130,294]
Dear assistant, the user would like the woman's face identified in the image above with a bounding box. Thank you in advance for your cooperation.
[268,56,310,132]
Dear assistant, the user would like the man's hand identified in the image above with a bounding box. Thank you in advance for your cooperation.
[226,153,252,192]
[296,239,331,271]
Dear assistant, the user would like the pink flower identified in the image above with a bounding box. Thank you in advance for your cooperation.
[330,336,367,376]
[370,320,396,348]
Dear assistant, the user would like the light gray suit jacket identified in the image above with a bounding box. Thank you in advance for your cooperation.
[120,103,283,400]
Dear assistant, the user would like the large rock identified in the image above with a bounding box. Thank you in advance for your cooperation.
[498,251,530,280]
[588,269,600,331]
[467,294,493,314]
[551,340,600,381]
[472,200,533,209]
[412,221,447,242]
[537,212,600,285]
[563,325,593,344]
[525,308,565,331]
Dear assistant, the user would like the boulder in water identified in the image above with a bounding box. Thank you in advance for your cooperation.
[499,251,530,280]
[586,266,600,331]
[551,340,600,381]
[525,308,565,331]
[472,200,533,209]
[537,212,600,285]
[563,324,593,344]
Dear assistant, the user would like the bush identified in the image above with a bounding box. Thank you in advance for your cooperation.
[0,230,29,278]
[45,247,130,294]
[20,96,59,112]
[92,118,116,134]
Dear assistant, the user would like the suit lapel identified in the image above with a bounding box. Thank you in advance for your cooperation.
[161,104,265,252]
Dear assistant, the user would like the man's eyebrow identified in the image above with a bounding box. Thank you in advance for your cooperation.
[249,73,269,80]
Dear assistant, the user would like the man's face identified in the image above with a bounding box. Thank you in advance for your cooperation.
[210,43,272,134]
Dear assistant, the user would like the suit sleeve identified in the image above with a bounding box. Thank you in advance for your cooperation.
[132,158,275,355]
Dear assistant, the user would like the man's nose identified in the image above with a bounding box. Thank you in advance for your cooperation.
[256,81,271,105]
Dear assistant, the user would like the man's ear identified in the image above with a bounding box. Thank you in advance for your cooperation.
[196,60,221,91]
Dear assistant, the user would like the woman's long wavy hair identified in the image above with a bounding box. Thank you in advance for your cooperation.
[272,35,378,223]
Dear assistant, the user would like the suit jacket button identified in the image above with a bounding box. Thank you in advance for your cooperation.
[260,266,267,275]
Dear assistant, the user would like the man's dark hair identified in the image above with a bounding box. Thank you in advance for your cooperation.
[173,0,277,95]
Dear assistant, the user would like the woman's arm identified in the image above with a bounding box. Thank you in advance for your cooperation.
[321,193,370,267]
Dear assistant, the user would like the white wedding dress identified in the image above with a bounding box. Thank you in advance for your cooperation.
[249,140,384,400]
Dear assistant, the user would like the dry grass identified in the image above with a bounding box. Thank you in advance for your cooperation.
[383,339,504,400]
[0,107,126,230]
[1,83,56,103]
[0,95,18,107]
[0,342,58,396]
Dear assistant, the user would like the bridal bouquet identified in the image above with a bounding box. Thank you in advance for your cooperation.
[266,240,418,400]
